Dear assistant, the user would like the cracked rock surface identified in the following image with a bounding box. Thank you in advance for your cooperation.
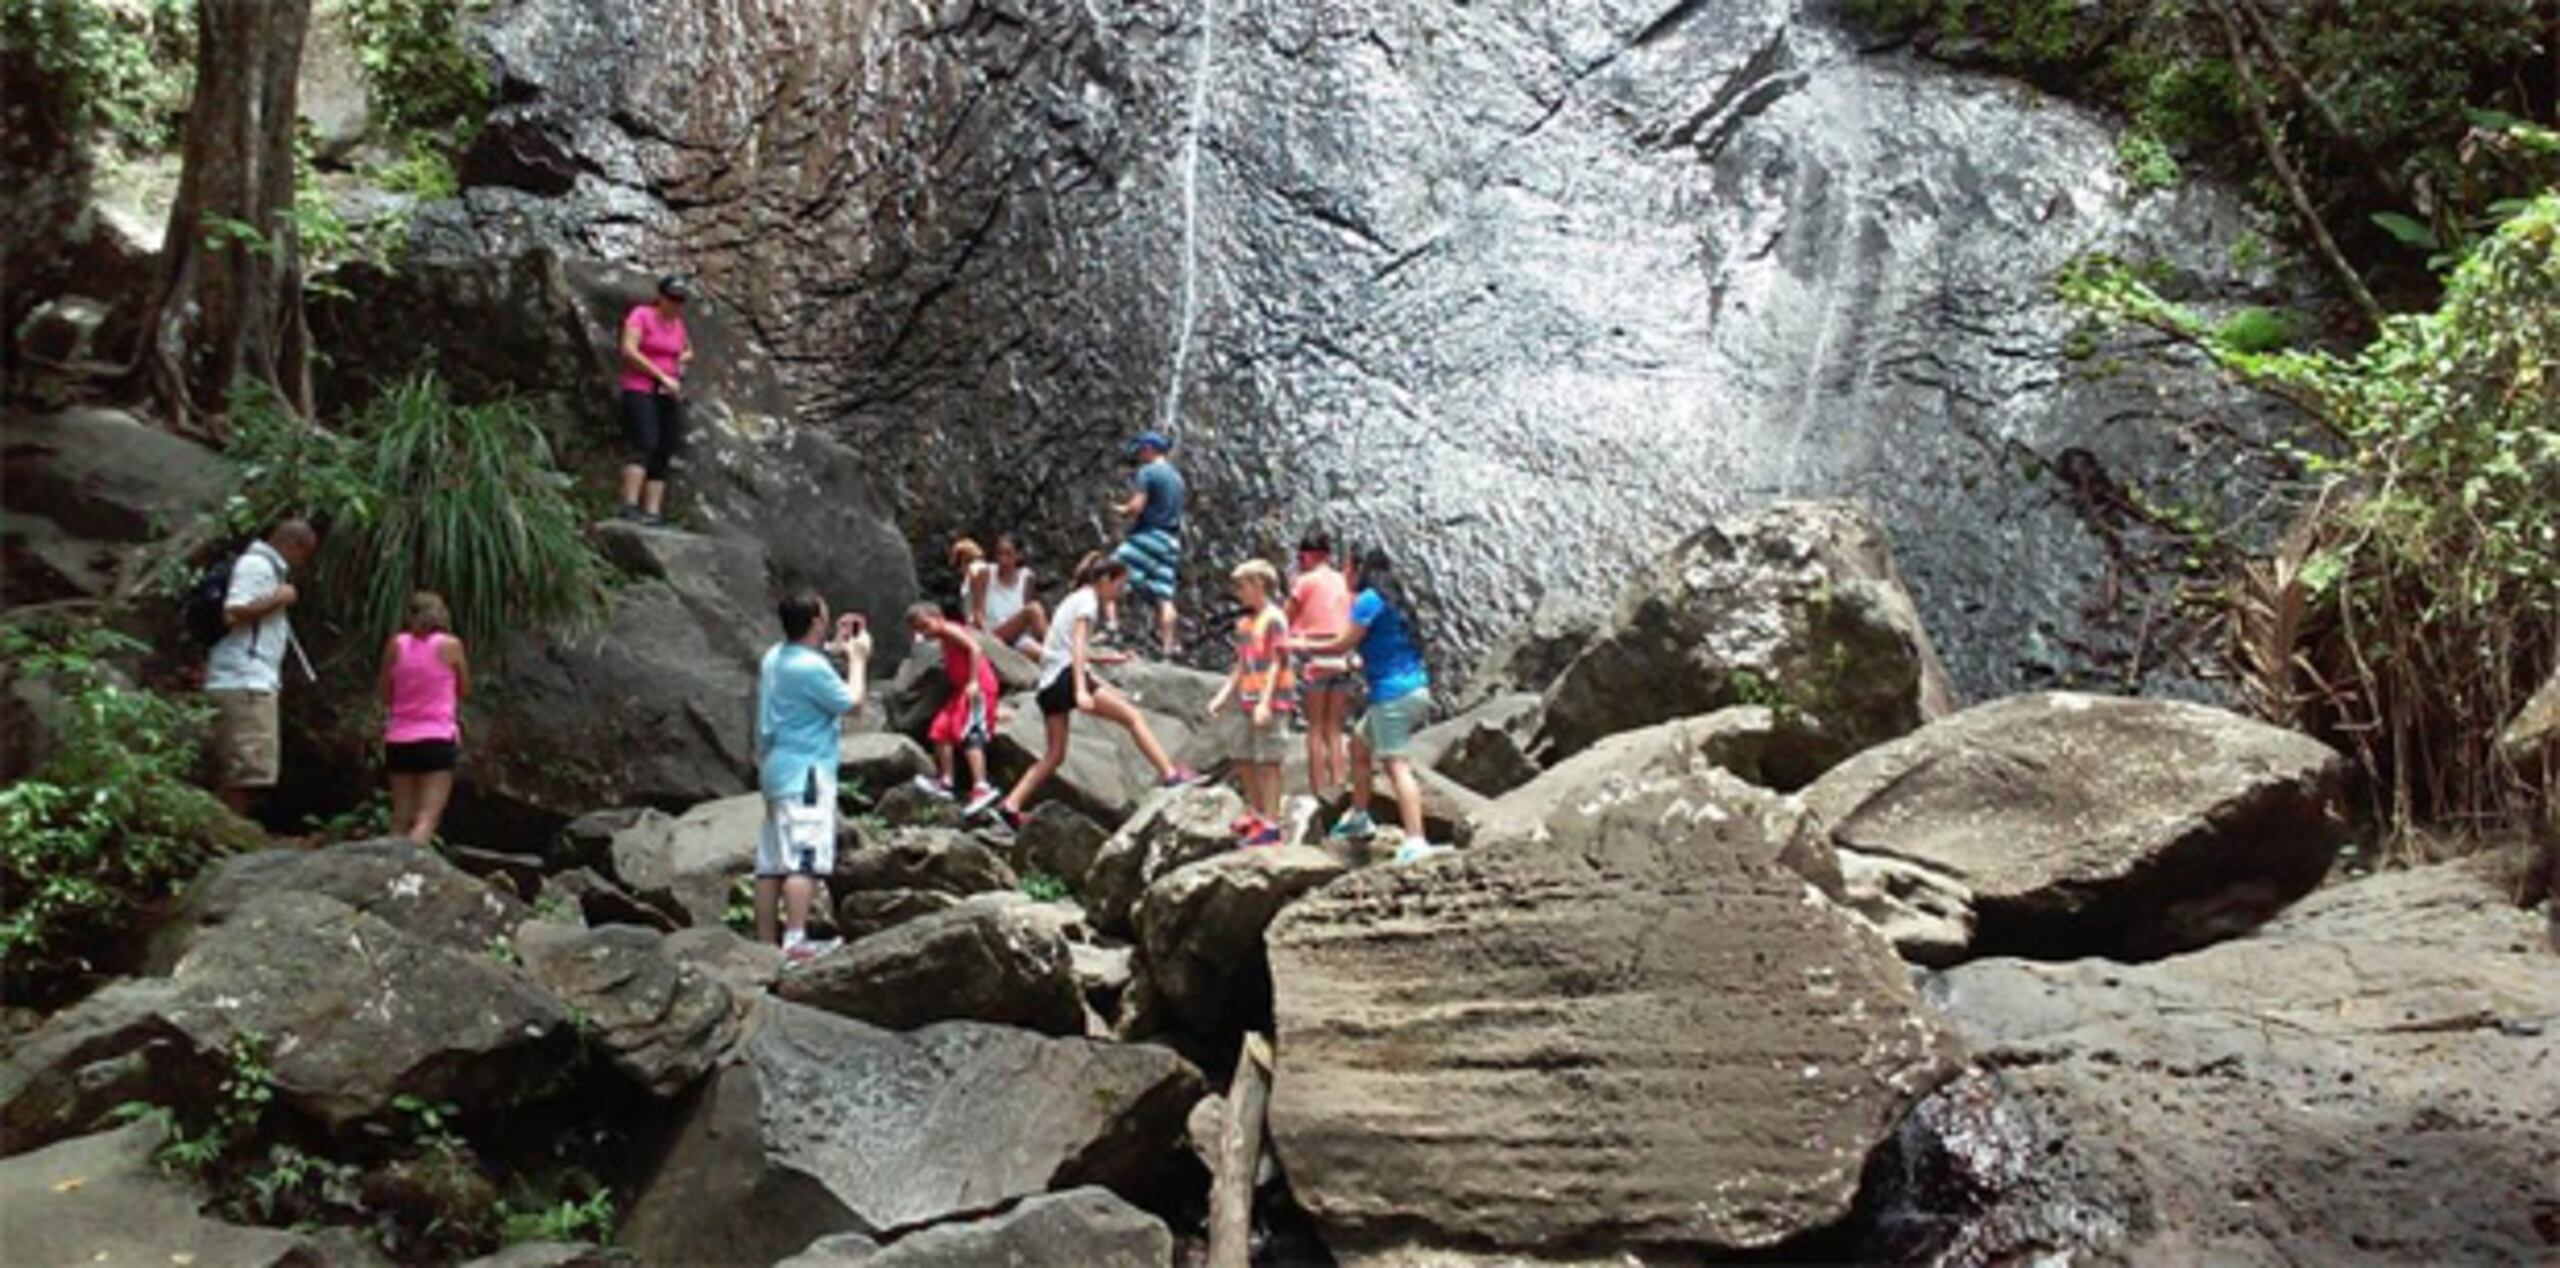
[430,0,2307,694]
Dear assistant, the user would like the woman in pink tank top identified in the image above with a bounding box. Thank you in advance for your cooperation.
[379,592,471,846]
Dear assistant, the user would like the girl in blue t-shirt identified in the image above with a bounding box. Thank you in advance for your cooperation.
[1293,547,1433,846]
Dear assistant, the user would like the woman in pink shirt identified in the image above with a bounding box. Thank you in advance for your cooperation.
[617,275,695,526]
[380,592,471,846]
[1288,529,1356,799]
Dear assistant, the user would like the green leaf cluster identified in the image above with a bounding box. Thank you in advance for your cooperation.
[0,622,256,1003]
[0,0,196,152]
[341,0,490,141]
[224,372,611,655]
[2065,193,2560,832]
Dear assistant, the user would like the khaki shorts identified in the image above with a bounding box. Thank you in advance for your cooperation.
[209,689,281,789]
[1224,711,1290,766]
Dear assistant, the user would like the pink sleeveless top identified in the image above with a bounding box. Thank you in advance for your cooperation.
[385,632,461,744]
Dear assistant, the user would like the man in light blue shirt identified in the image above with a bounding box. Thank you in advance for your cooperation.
[754,588,871,961]
[205,520,316,817]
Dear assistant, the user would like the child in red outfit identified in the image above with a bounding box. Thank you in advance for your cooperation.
[907,603,1002,817]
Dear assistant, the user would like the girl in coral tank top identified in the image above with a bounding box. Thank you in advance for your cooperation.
[380,592,471,845]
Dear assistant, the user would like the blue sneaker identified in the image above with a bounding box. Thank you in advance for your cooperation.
[1328,810,1376,841]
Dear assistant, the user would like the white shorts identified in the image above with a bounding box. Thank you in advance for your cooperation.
[755,773,838,878]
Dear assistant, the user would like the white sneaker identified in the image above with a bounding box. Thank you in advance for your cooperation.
[784,937,842,966]
[1393,839,1453,865]
[962,784,1004,819]
[911,775,957,802]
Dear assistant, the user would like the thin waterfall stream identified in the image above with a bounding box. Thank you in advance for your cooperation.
[1158,0,1222,437]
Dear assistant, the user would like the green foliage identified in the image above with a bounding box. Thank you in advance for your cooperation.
[225,372,610,654]
[376,136,461,199]
[497,1187,616,1246]
[723,874,756,934]
[305,791,392,842]
[0,622,251,1002]
[1,0,195,150]
[2116,130,2182,192]
[1019,870,1073,903]
[2065,193,2560,836]
[2213,305,2299,354]
[341,0,490,140]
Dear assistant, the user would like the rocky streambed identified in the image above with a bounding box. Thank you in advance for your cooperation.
[3,489,2552,1267]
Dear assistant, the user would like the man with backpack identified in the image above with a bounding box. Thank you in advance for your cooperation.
[200,520,317,818]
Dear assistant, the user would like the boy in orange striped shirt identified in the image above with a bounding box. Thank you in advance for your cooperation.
[1207,559,1294,845]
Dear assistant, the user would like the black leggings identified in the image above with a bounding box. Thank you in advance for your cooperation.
[620,390,684,480]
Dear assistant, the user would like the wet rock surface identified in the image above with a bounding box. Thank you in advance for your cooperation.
[432,0,2298,698]
[1889,859,2560,1265]
[0,1122,323,1266]
[1266,770,1957,1256]
[617,1001,1204,1265]
[1803,692,2348,961]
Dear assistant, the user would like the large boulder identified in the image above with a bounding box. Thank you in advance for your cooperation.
[777,898,1085,1036]
[1878,859,2560,1265]
[0,407,223,606]
[1408,692,1544,797]
[145,839,528,971]
[1017,802,1111,894]
[1133,846,1347,1039]
[839,732,934,798]
[1082,786,1248,935]
[777,1187,1175,1267]
[1802,692,2348,961]
[617,1002,1205,1265]
[471,527,769,832]
[1472,710,1844,898]
[1539,501,1959,763]
[0,1122,321,1265]
[1453,592,1608,712]
[515,922,740,1096]
[607,794,765,928]
[1267,770,1956,1258]
[9,893,573,1139]
[307,250,916,655]
[834,828,1018,898]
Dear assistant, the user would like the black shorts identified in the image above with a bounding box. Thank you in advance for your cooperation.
[385,740,459,773]
[1036,671,1080,718]
[619,390,684,479]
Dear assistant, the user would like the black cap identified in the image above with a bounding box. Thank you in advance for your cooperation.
[658,275,692,301]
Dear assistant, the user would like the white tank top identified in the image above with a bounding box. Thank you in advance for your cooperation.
[973,563,1032,628]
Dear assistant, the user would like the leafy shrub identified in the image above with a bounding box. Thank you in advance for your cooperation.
[2065,192,2560,840]
[0,623,255,1003]
[227,372,609,654]
[342,0,490,141]
[1,0,196,150]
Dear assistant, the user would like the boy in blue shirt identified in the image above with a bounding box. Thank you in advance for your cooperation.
[755,589,871,962]
[1110,431,1186,657]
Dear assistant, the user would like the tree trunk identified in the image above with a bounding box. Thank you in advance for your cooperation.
[132,0,315,433]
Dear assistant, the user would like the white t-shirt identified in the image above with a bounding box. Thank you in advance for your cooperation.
[1039,587,1101,688]
[206,541,291,693]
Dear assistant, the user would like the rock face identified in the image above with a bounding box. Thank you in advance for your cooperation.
[607,794,765,928]
[1538,501,1957,762]
[1267,770,1957,1256]
[1453,594,1607,711]
[777,899,1085,1037]
[0,407,224,605]
[1409,693,1544,797]
[515,922,739,1096]
[618,1002,1204,1266]
[0,1123,321,1266]
[834,829,1019,899]
[1802,692,2347,961]
[778,1187,1176,1268]
[427,0,2296,697]
[1884,859,2560,1265]
[146,839,528,970]
[1133,846,1348,1038]
[1017,803,1112,893]
[1083,787,1248,935]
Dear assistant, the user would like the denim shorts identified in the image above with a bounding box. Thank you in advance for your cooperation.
[1354,689,1431,759]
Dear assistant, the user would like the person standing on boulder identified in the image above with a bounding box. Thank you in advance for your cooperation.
[379,591,469,847]
[991,553,1198,830]
[615,275,694,527]
[205,519,318,821]
[1294,547,1432,848]
[1108,431,1185,657]
[1287,529,1356,802]
[967,532,1049,656]
[1207,559,1294,845]
[905,601,1002,817]
[754,589,872,963]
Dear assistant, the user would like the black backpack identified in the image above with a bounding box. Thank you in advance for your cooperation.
[181,549,243,649]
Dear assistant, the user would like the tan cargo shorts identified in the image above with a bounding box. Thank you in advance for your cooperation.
[209,689,281,789]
